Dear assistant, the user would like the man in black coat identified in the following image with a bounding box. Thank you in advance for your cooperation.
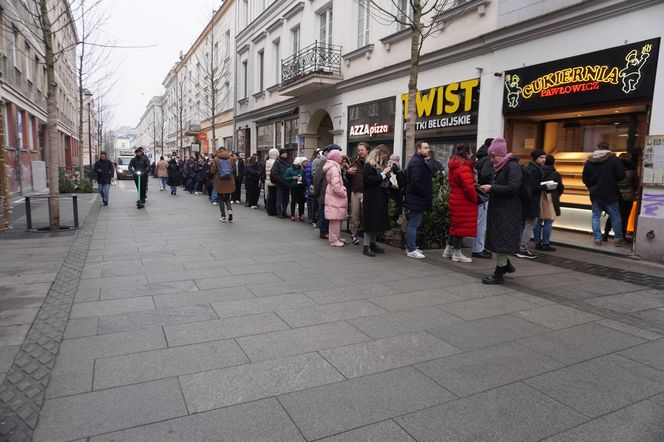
[403,141,433,259]
[472,138,494,259]
[517,149,547,259]
[270,148,291,218]
[128,148,150,203]
[582,141,626,246]
[231,152,245,204]
[94,151,114,206]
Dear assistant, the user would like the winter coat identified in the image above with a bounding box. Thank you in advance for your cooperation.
[244,164,262,182]
[349,158,365,193]
[475,145,493,185]
[541,164,565,217]
[304,162,313,187]
[156,160,169,178]
[284,166,305,188]
[313,157,328,204]
[448,157,478,238]
[362,163,390,233]
[270,157,290,187]
[195,163,206,181]
[94,159,114,185]
[167,161,183,186]
[618,164,637,202]
[523,161,544,219]
[265,148,279,187]
[128,155,150,174]
[485,156,523,254]
[235,158,245,182]
[210,150,236,194]
[323,161,348,221]
[582,150,625,205]
[404,154,434,212]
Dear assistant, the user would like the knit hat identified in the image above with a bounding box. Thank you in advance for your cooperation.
[278,148,288,155]
[487,138,507,156]
[293,157,303,166]
[327,150,342,163]
[323,144,341,154]
[530,149,546,160]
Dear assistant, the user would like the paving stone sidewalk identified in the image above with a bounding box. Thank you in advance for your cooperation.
[4,179,664,441]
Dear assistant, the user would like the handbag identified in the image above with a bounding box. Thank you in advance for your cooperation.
[475,183,489,205]
[539,192,556,220]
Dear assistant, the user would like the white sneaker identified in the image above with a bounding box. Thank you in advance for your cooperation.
[212,202,218,206]
[407,250,426,259]
[250,205,258,209]
[442,244,453,259]
[452,249,472,263]
[219,216,226,222]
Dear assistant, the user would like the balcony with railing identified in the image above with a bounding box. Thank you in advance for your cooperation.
[279,41,343,96]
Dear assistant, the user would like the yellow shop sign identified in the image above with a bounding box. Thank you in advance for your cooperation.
[401,78,480,119]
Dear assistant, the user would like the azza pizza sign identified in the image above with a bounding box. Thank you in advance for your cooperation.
[503,38,660,113]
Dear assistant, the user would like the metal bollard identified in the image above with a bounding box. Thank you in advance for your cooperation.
[25,196,32,230]
[72,194,79,228]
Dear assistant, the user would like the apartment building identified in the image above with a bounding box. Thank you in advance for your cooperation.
[161,0,236,158]
[135,95,165,160]
[0,0,79,195]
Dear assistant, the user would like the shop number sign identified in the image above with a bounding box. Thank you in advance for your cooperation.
[503,38,660,113]
[401,78,480,131]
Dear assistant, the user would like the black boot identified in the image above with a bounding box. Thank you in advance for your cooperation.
[505,259,516,274]
[370,242,385,254]
[482,265,509,285]
[363,246,375,257]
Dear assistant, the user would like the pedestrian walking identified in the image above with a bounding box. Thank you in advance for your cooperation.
[231,152,244,204]
[362,144,391,257]
[481,138,522,284]
[155,156,169,191]
[442,144,478,262]
[128,147,150,204]
[264,148,279,216]
[472,138,494,259]
[582,141,626,246]
[210,148,236,222]
[167,158,183,195]
[536,155,565,251]
[323,150,348,247]
[284,157,306,221]
[404,141,434,259]
[347,142,369,245]
[270,149,291,218]
[94,151,114,206]
[244,155,262,208]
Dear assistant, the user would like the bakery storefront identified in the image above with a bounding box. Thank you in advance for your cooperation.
[401,78,480,166]
[502,38,660,234]
[347,97,396,158]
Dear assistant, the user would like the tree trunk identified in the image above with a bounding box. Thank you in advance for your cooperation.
[405,0,422,160]
[77,0,85,179]
[41,0,60,230]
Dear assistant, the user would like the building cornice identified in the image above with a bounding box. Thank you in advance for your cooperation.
[283,2,304,21]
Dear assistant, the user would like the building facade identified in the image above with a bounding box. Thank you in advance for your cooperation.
[135,95,165,160]
[0,0,79,196]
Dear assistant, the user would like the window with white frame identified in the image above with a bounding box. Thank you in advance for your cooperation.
[257,50,264,92]
[291,26,300,55]
[25,42,31,82]
[273,40,280,85]
[319,7,333,45]
[242,0,249,27]
[397,0,412,31]
[356,0,370,48]
[11,28,17,68]
[241,60,248,98]
[224,30,230,58]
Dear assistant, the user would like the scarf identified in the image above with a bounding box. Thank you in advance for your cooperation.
[493,153,513,173]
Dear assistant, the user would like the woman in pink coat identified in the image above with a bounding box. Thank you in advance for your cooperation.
[323,150,348,247]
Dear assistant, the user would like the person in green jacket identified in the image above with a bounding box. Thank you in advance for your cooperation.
[284,157,307,221]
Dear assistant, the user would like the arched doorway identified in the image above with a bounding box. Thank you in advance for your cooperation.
[306,109,334,153]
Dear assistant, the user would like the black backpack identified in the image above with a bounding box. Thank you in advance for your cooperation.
[519,164,533,200]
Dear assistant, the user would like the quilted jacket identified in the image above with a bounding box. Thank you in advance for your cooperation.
[485,156,523,254]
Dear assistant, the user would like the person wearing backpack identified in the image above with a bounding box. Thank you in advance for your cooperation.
[481,138,522,284]
[270,149,291,219]
[210,148,236,222]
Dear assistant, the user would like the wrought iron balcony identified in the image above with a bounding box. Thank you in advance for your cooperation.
[281,41,342,89]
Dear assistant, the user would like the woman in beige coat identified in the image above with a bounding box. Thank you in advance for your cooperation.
[210,149,237,222]
[155,157,169,191]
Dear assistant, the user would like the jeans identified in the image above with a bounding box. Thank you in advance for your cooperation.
[406,210,423,252]
[217,193,232,216]
[534,218,554,246]
[317,203,329,233]
[592,200,623,241]
[170,185,178,194]
[210,187,217,202]
[307,195,318,223]
[472,201,488,253]
[194,179,203,193]
[98,183,110,204]
[159,177,167,190]
[520,217,537,251]
[276,186,289,216]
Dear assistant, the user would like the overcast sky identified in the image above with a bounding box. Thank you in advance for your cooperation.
[100,0,222,129]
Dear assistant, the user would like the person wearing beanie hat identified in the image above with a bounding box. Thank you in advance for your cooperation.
[270,149,291,218]
[516,148,547,259]
[481,137,523,284]
[472,137,496,259]
[283,156,307,221]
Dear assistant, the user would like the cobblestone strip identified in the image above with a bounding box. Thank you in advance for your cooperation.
[0,203,101,442]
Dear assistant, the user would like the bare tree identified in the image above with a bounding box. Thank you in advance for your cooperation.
[170,71,187,156]
[358,0,465,157]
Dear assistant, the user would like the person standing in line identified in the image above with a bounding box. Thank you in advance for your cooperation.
[284,157,307,221]
[305,150,318,224]
[347,142,370,245]
[388,153,407,229]
[264,148,280,216]
[94,151,114,206]
[244,155,262,208]
[582,141,626,246]
[603,152,635,242]
[270,149,291,219]
[481,138,522,284]
[312,144,342,239]
[194,158,206,195]
[535,155,565,251]
[472,138,494,259]
[362,145,392,257]
[155,156,169,191]
[166,158,183,195]
[443,144,478,262]
[404,141,433,259]
[128,147,150,204]
[323,150,348,247]
[516,149,547,259]
[231,152,244,204]
[210,148,236,222]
